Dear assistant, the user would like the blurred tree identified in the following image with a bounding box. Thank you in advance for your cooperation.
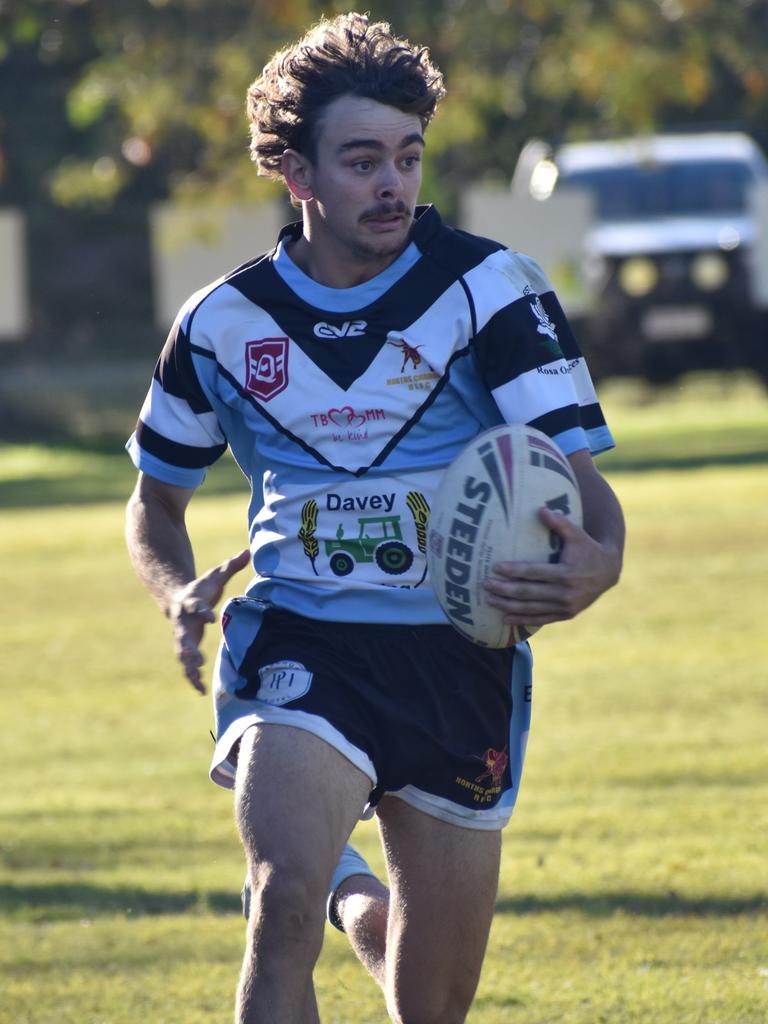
[2,0,767,215]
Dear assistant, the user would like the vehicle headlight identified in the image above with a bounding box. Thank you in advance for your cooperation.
[690,253,729,291]
[529,159,559,201]
[618,257,658,297]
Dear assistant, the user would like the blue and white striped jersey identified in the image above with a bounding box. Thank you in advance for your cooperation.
[127,205,614,624]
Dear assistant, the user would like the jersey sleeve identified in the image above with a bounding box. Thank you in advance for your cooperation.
[126,319,227,487]
[468,250,615,457]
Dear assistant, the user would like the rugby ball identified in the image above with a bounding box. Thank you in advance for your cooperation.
[427,424,582,648]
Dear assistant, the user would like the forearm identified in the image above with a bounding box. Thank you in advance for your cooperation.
[578,465,625,574]
[126,474,249,694]
[125,478,197,617]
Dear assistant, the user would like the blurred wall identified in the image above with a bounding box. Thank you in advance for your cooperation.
[150,202,285,327]
[0,210,29,339]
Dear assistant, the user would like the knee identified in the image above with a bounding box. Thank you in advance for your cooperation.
[342,892,388,947]
[336,876,389,941]
[245,864,325,955]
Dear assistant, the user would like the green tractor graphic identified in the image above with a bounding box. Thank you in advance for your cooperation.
[324,515,414,577]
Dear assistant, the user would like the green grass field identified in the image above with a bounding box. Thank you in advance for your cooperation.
[1,373,767,1023]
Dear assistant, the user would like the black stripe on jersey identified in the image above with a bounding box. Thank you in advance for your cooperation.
[135,420,227,469]
[416,215,505,278]
[226,263,388,390]
[458,277,478,336]
[212,359,366,474]
[226,260,467,392]
[368,347,473,471]
[473,294,565,390]
[212,344,473,478]
[579,400,609,431]
[528,405,582,441]
[154,322,213,415]
[222,208,502,392]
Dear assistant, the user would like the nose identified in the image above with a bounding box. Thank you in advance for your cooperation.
[375,160,403,199]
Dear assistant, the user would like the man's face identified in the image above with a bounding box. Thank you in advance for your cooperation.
[301,95,425,266]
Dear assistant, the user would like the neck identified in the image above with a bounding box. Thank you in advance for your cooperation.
[287,209,413,289]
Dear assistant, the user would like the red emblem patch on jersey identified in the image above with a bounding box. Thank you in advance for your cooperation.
[245,338,289,401]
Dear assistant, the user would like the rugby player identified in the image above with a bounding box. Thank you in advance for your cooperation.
[126,13,624,1022]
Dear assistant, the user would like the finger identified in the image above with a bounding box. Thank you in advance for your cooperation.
[179,596,216,623]
[183,666,207,695]
[487,589,573,610]
[176,639,207,695]
[211,548,250,582]
[488,562,565,583]
[487,585,565,606]
[215,550,250,587]
[226,548,251,573]
[503,611,566,626]
[538,505,582,539]
[194,550,250,606]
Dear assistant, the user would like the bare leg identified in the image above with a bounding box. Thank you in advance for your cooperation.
[376,796,501,1024]
[334,872,390,989]
[241,852,391,991]
[234,724,371,1024]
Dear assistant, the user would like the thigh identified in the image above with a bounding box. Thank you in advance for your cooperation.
[236,723,372,893]
[376,795,501,1023]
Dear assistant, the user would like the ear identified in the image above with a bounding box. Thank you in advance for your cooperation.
[282,149,314,203]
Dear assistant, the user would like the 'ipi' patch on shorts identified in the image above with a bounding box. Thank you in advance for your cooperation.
[256,661,313,706]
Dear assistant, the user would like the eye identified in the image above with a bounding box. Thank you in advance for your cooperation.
[401,154,421,170]
[352,159,374,172]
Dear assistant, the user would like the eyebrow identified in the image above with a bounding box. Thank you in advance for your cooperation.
[336,132,426,155]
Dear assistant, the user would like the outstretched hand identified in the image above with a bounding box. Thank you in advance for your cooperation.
[483,507,622,629]
[169,549,251,694]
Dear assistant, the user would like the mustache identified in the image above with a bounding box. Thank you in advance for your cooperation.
[360,201,410,221]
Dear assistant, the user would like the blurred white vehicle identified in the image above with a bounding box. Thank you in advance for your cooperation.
[512,131,768,384]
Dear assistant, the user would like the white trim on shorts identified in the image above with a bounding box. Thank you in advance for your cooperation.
[384,640,533,831]
[209,704,378,790]
[212,710,514,830]
[386,785,516,831]
[209,612,532,832]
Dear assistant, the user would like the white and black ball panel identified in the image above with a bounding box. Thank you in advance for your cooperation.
[427,424,583,647]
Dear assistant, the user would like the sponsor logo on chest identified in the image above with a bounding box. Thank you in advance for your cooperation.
[309,405,387,443]
[313,319,367,339]
[326,491,396,513]
[244,338,289,401]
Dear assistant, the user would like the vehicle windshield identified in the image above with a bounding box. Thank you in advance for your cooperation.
[558,159,753,220]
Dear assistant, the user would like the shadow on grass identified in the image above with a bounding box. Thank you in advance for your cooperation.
[600,449,768,474]
[0,472,248,510]
[1,881,766,922]
[1,446,766,511]
[0,881,243,920]
[495,890,768,919]
[0,441,248,510]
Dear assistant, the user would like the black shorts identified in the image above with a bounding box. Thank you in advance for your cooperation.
[210,606,533,831]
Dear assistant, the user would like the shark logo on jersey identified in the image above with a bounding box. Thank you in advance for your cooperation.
[245,338,289,400]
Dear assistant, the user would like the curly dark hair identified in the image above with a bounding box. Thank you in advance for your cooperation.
[246,12,446,180]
